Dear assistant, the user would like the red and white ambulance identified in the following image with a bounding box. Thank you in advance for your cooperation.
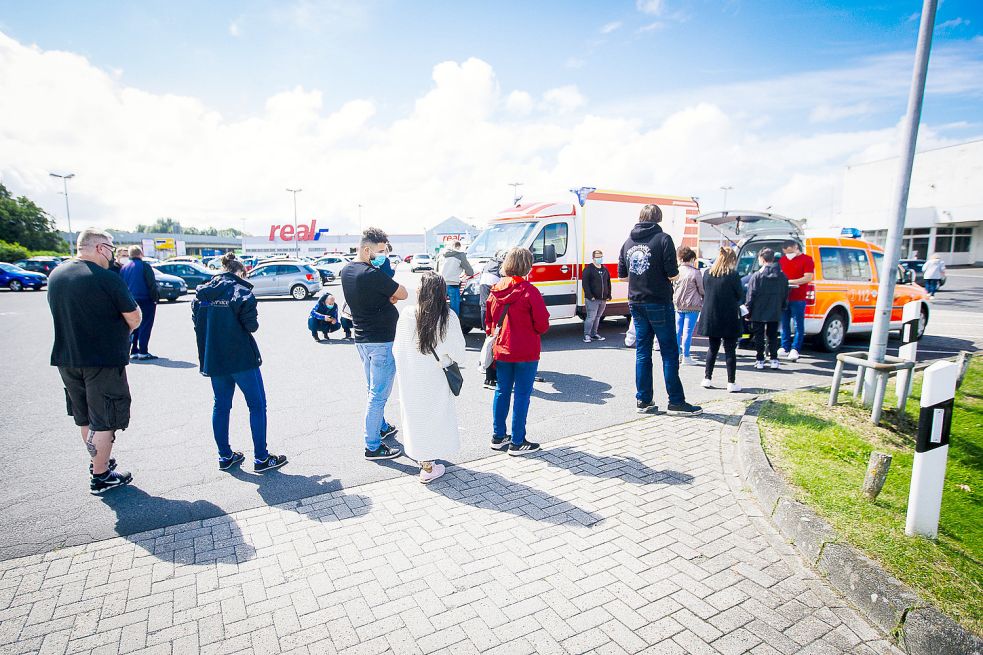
[459,188,700,331]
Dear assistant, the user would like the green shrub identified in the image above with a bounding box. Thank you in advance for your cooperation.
[0,240,30,262]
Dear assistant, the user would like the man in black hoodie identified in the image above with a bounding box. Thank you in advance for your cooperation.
[619,204,702,416]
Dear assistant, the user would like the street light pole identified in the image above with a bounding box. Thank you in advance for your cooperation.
[358,204,363,234]
[286,188,302,258]
[508,182,523,205]
[719,185,733,211]
[49,172,76,254]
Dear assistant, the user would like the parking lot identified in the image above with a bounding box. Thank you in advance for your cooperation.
[0,267,980,561]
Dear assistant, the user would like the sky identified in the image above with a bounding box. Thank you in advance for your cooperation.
[1,0,982,236]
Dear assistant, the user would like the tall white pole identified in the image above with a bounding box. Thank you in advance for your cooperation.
[720,185,733,210]
[865,0,937,404]
[509,182,523,205]
[49,172,75,254]
[286,188,302,258]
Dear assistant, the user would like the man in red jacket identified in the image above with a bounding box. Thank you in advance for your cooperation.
[484,248,550,455]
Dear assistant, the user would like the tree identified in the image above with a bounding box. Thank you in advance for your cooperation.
[135,217,184,233]
[0,184,69,252]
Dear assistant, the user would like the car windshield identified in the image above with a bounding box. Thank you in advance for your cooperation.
[0,263,23,273]
[468,222,537,258]
[414,255,430,260]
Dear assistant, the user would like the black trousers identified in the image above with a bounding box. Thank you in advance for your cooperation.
[705,336,738,383]
[752,321,779,361]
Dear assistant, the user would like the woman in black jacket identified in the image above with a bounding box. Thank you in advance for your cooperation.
[745,248,789,369]
[697,247,745,393]
[192,253,287,473]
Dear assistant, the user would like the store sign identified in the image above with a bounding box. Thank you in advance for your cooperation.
[439,233,465,242]
[268,220,329,241]
[155,238,176,250]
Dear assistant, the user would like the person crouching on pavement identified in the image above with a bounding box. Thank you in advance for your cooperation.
[479,249,506,389]
[582,249,612,344]
[698,247,745,393]
[485,247,550,456]
[393,273,467,483]
[48,228,141,494]
[309,292,341,341]
[745,248,788,370]
[192,253,287,473]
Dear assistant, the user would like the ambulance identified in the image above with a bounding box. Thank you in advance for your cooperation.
[458,188,700,332]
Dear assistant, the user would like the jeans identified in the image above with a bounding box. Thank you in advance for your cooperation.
[340,317,353,338]
[130,299,156,355]
[210,367,268,461]
[630,303,686,406]
[705,337,738,383]
[584,299,606,338]
[447,284,462,316]
[781,300,807,352]
[493,360,538,445]
[752,321,779,361]
[356,342,396,451]
[924,279,940,296]
[675,310,699,357]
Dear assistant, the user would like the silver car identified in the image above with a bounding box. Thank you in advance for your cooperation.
[247,262,321,299]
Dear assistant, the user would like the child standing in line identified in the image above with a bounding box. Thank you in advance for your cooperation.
[745,248,788,370]
[673,246,704,366]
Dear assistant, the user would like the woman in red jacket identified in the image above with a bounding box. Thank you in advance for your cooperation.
[484,247,551,455]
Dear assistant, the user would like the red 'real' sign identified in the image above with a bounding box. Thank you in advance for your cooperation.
[269,220,329,241]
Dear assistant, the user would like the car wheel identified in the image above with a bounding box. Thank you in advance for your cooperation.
[168,298,178,303]
[916,306,928,340]
[290,284,308,300]
[8,280,22,292]
[817,309,848,352]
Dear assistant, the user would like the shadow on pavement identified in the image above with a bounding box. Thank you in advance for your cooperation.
[130,357,197,369]
[227,468,374,522]
[539,445,695,485]
[532,372,613,405]
[426,466,604,527]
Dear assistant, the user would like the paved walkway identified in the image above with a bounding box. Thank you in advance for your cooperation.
[0,402,901,655]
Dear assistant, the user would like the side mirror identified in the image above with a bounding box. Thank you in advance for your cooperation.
[543,244,557,264]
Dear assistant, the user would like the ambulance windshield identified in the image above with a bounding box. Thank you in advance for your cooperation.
[468,222,538,258]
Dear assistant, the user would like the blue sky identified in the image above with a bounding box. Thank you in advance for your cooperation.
[1,1,981,232]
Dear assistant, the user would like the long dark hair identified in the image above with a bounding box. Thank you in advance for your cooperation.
[415,272,449,355]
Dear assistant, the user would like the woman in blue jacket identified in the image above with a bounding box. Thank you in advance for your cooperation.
[192,253,287,473]
[308,292,341,341]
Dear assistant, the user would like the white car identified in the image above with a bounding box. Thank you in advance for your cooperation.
[409,254,434,272]
[313,255,347,277]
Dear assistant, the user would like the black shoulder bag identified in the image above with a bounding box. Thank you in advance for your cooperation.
[434,350,464,396]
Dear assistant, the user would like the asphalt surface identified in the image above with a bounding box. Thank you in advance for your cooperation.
[0,267,980,560]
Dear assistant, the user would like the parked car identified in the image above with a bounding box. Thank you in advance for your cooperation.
[153,261,216,290]
[409,254,434,272]
[163,256,201,264]
[699,211,930,352]
[388,254,401,269]
[0,262,47,291]
[313,254,347,278]
[13,258,61,276]
[153,268,188,302]
[246,262,321,299]
[403,254,413,263]
[899,259,946,288]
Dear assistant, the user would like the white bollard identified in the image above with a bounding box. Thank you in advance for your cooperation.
[895,300,923,409]
[905,360,957,539]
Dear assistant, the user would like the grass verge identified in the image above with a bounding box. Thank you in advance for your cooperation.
[758,358,983,636]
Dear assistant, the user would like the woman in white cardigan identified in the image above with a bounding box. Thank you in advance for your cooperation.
[392,273,467,483]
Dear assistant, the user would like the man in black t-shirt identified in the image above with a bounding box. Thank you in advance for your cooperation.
[48,228,143,495]
[340,227,408,461]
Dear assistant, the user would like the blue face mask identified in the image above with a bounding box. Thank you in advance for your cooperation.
[371,254,387,267]
[593,257,603,266]
[325,303,335,309]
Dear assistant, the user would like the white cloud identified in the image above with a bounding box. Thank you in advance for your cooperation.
[600,21,622,34]
[542,85,586,114]
[638,22,665,33]
[636,0,664,16]
[228,20,241,37]
[936,17,970,30]
[809,101,874,123]
[506,90,534,115]
[565,56,586,69]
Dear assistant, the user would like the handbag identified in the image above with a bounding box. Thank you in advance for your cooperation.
[434,351,464,396]
[479,303,510,370]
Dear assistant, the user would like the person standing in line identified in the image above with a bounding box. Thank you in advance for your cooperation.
[479,249,506,389]
[485,247,550,455]
[379,242,397,278]
[698,247,745,393]
[619,204,702,416]
[48,228,141,494]
[778,239,815,362]
[673,246,704,365]
[745,248,788,371]
[121,246,160,360]
[921,253,946,297]
[582,249,612,344]
[438,241,474,316]
[341,228,409,461]
[193,253,287,473]
[109,247,126,275]
[393,273,467,483]
[308,292,341,341]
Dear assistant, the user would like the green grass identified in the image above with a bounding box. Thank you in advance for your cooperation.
[758,358,983,636]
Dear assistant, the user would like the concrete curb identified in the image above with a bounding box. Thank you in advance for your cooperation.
[737,399,983,655]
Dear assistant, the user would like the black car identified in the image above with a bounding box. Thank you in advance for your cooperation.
[153,268,188,302]
[459,280,483,334]
[899,259,945,288]
[13,258,61,276]
[154,261,216,290]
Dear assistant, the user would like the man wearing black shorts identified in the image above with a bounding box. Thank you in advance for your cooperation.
[48,229,143,494]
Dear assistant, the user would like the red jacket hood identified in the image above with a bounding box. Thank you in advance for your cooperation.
[490,276,532,302]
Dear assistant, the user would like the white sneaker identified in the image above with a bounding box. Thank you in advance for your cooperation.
[754,360,765,370]
[727,383,742,393]
[683,356,698,366]
[770,359,781,370]
[787,349,800,362]
[778,348,788,358]
[419,463,446,484]
[583,336,592,343]
[701,378,712,389]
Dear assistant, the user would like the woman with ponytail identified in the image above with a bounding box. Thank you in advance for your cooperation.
[697,247,745,393]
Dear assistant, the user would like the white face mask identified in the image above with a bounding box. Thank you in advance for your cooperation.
[785,251,798,260]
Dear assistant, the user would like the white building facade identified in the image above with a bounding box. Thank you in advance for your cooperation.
[839,139,983,265]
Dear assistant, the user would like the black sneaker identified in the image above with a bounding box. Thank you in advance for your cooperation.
[636,400,658,414]
[365,444,402,460]
[380,424,398,439]
[491,435,511,451]
[89,458,117,475]
[254,454,288,473]
[667,402,703,416]
[90,470,133,495]
[219,452,245,471]
[508,441,541,456]
[142,354,158,361]
[483,380,497,390]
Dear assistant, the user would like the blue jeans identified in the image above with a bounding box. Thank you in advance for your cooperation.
[356,342,396,451]
[630,303,686,406]
[924,279,940,296]
[675,310,699,358]
[210,367,268,461]
[493,360,538,445]
[781,300,807,352]
[447,284,461,316]
[130,299,156,355]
